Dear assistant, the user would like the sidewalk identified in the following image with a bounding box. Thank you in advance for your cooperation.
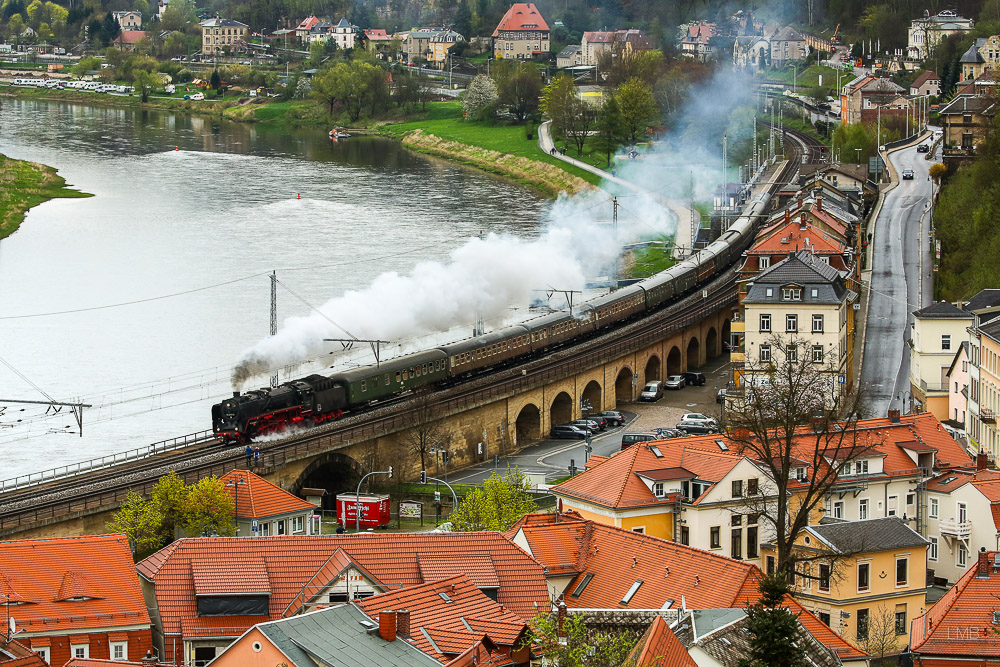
[537,121,697,258]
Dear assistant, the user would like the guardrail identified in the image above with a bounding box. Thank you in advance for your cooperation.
[0,430,215,493]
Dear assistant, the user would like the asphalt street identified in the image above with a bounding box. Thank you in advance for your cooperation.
[860,138,936,416]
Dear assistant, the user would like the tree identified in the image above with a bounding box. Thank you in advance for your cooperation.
[724,335,872,581]
[526,607,639,667]
[453,0,472,39]
[615,77,659,145]
[736,575,807,667]
[399,397,445,473]
[210,68,221,91]
[463,73,498,119]
[106,490,165,559]
[495,60,542,122]
[592,96,625,166]
[159,0,194,31]
[859,605,901,665]
[450,467,536,532]
[929,162,947,183]
[150,470,189,542]
[540,72,576,136]
[73,54,101,75]
[180,475,236,537]
[132,68,158,102]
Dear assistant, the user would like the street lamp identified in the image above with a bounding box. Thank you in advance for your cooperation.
[354,467,393,533]
[225,473,247,535]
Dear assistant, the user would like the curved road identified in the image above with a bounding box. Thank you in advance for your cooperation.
[860,138,935,416]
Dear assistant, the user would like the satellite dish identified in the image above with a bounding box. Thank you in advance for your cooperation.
[9,616,15,635]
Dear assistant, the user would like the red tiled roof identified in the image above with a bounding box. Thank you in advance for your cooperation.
[357,575,527,661]
[912,70,940,87]
[419,554,501,588]
[911,551,1000,657]
[0,534,150,635]
[492,3,549,36]
[0,639,47,667]
[749,219,847,256]
[295,16,320,30]
[220,469,314,519]
[192,557,271,595]
[364,28,391,40]
[627,615,697,667]
[972,475,1000,501]
[115,30,148,44]
[583,31,612,43]
[63,660,162,667]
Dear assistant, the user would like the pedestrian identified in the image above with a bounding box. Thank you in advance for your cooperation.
[253,446,261,467]
[245,444,252,467]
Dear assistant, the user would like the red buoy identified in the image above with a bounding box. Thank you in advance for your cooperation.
[297,193,301,199]
[175,146,179,151]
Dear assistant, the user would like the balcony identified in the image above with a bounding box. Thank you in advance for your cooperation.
[731,320,745,333]
[920,380,950,395]
[939,518,972,539]
[983,409,996,424]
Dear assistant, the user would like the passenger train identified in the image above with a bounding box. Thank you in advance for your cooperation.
[212,193,774,442]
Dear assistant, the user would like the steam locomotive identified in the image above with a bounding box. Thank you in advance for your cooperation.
[211,194,772,443]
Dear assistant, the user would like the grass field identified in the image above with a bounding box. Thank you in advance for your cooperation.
[762,64,848,90]
[0,153,92,240]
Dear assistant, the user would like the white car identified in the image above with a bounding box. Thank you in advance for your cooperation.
[680,413,718,428]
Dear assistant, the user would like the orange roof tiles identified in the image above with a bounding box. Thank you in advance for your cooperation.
[192,558,270,595]
[419,554,501,588]
[0,639,47,667]
[628,615,697,667]
[750,219,847,256]
[492,2,549,35]
[911,551,1000,658]
[0,534,150,635]
[219,469,314,519]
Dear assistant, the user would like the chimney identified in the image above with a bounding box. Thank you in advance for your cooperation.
[378,611,397,642]
[233,391,240,398]
[817,196,823,212]
[785,208,790,223]
[556,600,568,640]
[797,195,804,209]
[978,452,989,471]
[396,609,410,639]
[979,547,990,577]
[799,213,807,229]
[140,652,158,667]
[809,416,824,433]
[888,409,901,423]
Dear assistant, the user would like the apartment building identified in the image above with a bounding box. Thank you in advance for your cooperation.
[909,301,974,420]
[907,10,974,60]
[199,17,248,55]
[492,2,549,60]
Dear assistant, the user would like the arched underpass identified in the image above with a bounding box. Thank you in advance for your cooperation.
[581,380,602,416]
[667,346,682,377]
[706,327,720,360]
[687,337,701,370]
[550,391,573,426]
[291,452,364,511]
[615,367,634,404]
[515,403,541,445]
[643,356,661,384]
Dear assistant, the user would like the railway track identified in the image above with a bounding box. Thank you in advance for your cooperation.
[0,136,809,536]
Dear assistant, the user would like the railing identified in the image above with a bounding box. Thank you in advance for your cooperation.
[982,409,996,424]
[0,430,215,493]
[920,380,950,394]
[939,517,972,538]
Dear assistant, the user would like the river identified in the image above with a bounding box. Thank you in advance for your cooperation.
[0,99,548,480]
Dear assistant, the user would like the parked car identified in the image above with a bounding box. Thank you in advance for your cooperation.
[680,413,718,428]
[598,410,625,426]
[583,415,607,430]
[653,427,686,438]
[621,432,660,450]
[639,381,664,401]
[683,372,707,386]
[902,169,914,180]
[551,424,588,440]
[664,375,686,390]
[676,419,718,435]
[917,144,930,153]
[569,419,600,434]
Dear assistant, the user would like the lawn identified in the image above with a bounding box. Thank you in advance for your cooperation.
[627,240,676,279]
[381,101,601,186]
[0,153,92,240]
[762,64,847,90]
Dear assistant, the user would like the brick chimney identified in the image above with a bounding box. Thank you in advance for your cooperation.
[816,196,823,212]
[799,213,807,229]
[785,208,790,223]
[140,651,158,667]
[888,409,901,423]
[979,547,990,578]
[379,611,397,642]
[978,452,990,471]
[556,600,568,640]
[396,609,411,639]
[797,195,804,209]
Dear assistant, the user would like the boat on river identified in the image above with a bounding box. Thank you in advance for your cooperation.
[329,128,351,140]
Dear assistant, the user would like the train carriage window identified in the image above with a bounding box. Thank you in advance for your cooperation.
[410,367,415,377]
[361,380,367,392]
[385,374,390,385]
[396,371,401,382]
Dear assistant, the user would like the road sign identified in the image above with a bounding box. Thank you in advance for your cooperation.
[252,519,259,531]
[839,375,845,384]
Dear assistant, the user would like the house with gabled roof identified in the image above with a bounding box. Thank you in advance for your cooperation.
[0,637,47,667]
[136,533,548,665]
[909,548,1000,665]
[680,21,716,61]
[0,534,152,666]
[909,301,974,421]
[218,469,317,536]
[910,70,941,96]
[492,3,549,60]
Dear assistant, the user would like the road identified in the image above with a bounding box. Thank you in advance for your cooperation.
[860,138,935,416]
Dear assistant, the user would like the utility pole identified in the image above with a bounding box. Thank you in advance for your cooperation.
[270,271,278,388]
[722,134,728,231]
[612,196,619,285]
[0,398,92,436]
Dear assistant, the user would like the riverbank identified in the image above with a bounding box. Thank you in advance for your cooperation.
[0,153,92,240]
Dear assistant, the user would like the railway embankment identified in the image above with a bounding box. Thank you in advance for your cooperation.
[0,153,92,240]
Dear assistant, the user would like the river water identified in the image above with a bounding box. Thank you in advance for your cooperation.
[0,99,548,480]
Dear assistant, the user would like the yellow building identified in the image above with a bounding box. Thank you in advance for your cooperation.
[969,305,1000,458]
[199,17,248,55]
[492,2,550,60]
[762,516,928,654]
[909,301,973,420]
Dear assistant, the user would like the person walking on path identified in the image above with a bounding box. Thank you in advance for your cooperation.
[245,445,253,467]
[253,446,261,467]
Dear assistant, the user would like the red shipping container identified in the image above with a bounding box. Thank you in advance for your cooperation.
[336,493,391,529]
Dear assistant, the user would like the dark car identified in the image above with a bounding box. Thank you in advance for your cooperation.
[902,169,915,180]
[569,419,600,434]
[551,424,588,439]
[654,427,686,438]
[683,372,707,386]
[675,420,719,435]
[917,144,930,153]
[583,415,608,430]
[598,410,625,426]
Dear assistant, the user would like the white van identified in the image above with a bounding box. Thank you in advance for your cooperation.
[164,84,175,94]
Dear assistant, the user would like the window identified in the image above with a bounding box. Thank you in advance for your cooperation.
[766,287,773,297]
[747,526,758,558]
[72,645,89,660]
[833,501,844,518]
[855,460,869,475]
[731,528,743,559]
[571,573,594,598]
[895,605,907,636]
[819,563,830,592]
[759,256,770,269]
[929,497,939,518]
[857,608,869,641]
[783,287,802,301]
[786,314,798,332]
[731,515,743,527]
[942,334,952,351]
[277,520,286,536]
[929,537,938,561]
[760,313,771,332]
[760,345,772,362]
[732,479,743,497]
[631,526,645,534]
[896,557,908,586]
[819,611,831,627]
[292,516,304,533]
[859,498,869,520]
[959,502,968,523]
[858,562,870,592]
[621,580,643,605]
[888,495,898,517]
[906,493,915,507]
[680,526,689,545]
[710,526,721,549]
[260,522,270,536]
[766,555,776,576]
[812,314,824,332]
[959,543,968,568]
[813,345,824,363]
[748,477,759,495]
[786,345,798,363]
[111,641,127,661]
[652,482,664,497]
[34,648,49,664]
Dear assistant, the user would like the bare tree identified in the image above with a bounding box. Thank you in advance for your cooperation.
[725,335,878,579]
[399,396,447,473]
[858,605,901,664]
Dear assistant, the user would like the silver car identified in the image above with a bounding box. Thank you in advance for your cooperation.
[664,375,686,390]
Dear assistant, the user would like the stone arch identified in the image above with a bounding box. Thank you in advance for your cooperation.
[615,366,634,404]
[581,380,602,416]
[667,346,682,377]
[289,451,364,510]
[550,391,573,426]
[643,355,661,384]
[515,403,541,445]
[687,336,701,370]
[706,326,720,360]
[721,319,732,353]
